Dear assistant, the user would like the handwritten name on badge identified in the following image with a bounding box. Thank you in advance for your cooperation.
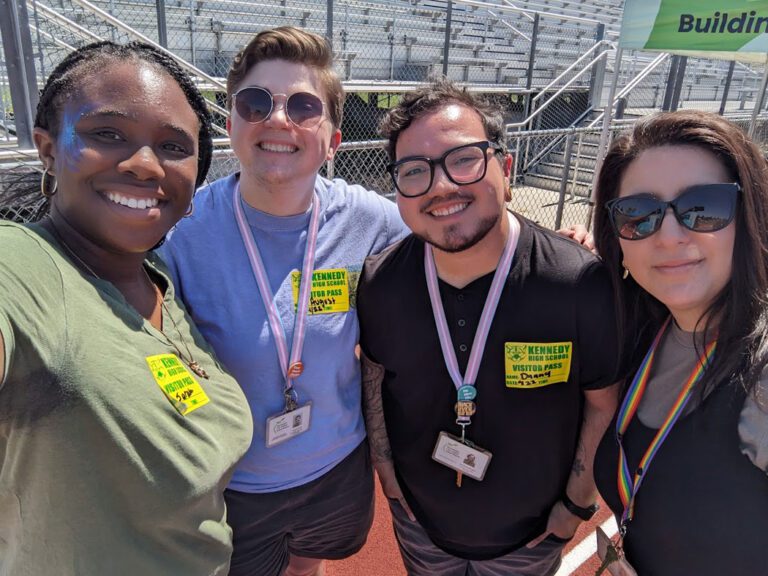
[504,342,572,388]
[291,268,351,314]
[146,353,210,415]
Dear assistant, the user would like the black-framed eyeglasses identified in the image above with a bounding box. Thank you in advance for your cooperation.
[231,86,325,127]
[605,182,740,241]
[388,140,504,198]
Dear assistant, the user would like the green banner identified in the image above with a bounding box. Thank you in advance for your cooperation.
[621,0,768,57]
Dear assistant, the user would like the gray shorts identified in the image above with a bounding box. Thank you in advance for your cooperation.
[225,440,374,576]
[389,498,566,576]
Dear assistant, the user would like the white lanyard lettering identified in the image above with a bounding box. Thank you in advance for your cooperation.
[233,183,320,404]
[424,213,520,434]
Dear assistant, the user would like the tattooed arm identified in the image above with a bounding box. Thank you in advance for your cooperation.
[361,351,415,520]
[528,382,619,546]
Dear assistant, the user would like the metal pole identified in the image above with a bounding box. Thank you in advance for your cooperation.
[0,0,37,148]
[326,0,333,48]
[661,55,680,111]
[155,0,167,47]
[748,55,768,138]
[719,60,735,115]
[525,13,539,91]
[555,133,574,230]
[188,0,195,66]
[670,56,687,112]
[30,0,46,79]
[588,23,605,108]
[442,0,453,77]
[388,19,396,81]
[588,46,623,225]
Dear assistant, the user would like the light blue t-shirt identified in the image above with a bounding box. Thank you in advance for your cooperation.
[161,173,407,492]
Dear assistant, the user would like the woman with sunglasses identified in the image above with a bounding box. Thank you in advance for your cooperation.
[592,110,768,575]
[161,27,408,576]
[0,41,253,574]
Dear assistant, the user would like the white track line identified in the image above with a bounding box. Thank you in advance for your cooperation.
[555,516,619,576]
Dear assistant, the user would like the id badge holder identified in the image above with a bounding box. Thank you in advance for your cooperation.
[595,526,638,576]
[265,389,312,448]
[431,431,492,482]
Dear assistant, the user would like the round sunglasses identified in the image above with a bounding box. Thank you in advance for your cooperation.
[231,86,325,127]
[605,182,740,241]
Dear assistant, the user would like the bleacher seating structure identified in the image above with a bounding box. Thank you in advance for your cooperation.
[4,0,766,227]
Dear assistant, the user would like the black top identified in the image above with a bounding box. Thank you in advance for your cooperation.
[594,379,768,575]
[358,215,618,559]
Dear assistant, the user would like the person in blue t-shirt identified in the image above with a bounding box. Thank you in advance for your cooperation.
[161,26,408,576]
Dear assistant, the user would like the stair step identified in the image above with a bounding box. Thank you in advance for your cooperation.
[536,162,595,184]
[522,173,591,197]
[550,152,598,170]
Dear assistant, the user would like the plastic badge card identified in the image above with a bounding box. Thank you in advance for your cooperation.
[266,403,312,447]
[432,431,492,481]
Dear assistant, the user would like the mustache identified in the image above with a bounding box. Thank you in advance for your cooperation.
[420,192,472,212]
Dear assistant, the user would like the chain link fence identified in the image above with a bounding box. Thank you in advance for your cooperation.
[4,0,768,228]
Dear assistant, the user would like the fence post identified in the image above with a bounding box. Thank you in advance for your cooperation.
[588,46,622,228]
[188,0,196,65]
[523,13,539,133]
[588,23,605,109]
[661,55,681,111]
[442,0,452,77]
[555,133,574,230]
[719,60,735,115]
[0,0,37,149]
[326,0,334,49]
[669,56,687,112]
[156,0,168,47]
[748,56,768,138]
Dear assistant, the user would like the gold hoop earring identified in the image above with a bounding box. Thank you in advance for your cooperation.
[184,199,195,218]
[40,169,58,198]
[622,267,629,280]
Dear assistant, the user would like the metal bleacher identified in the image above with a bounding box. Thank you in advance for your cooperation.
[6,0,767,228]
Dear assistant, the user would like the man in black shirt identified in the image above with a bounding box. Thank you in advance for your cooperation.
[357,79,619,575]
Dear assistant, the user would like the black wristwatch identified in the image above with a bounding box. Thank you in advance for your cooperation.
[561,493,599,521]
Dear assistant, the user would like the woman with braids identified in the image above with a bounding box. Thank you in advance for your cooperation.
[0,41,252,574]
[591,111,768,575]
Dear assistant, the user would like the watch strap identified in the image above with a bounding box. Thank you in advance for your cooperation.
[561,493,599,521]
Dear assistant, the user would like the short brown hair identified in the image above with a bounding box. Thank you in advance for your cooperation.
[379,77,506,161]
[226,26,344,129]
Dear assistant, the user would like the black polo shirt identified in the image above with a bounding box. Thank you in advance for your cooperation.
[357,214,618,560]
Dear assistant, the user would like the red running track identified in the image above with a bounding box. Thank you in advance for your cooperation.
[327,478,613,576]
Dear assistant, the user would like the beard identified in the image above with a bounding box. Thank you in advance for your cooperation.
[415,212,500,253]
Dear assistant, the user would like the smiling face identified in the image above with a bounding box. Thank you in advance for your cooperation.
[393,103,512,253]
[618,145,736,330]
[226,59,341,197]
[35,60,200,255]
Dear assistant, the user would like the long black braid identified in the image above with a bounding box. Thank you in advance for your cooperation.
[35,40,213,187]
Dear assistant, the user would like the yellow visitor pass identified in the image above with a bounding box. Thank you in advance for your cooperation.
[146,354,210,415]
[504,342,573,388]
[291,268,351,314]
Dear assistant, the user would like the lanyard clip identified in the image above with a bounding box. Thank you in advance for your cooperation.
[284,387,299,412]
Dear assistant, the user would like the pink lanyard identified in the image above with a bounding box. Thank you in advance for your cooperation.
[424,214,520,429]
[233,183,321,398]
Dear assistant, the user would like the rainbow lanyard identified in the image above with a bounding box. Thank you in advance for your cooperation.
[615,316,717,532]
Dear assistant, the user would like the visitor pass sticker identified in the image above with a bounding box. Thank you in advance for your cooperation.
[146,353,210,415]
[504,342,572,388]
[291,268,351,314]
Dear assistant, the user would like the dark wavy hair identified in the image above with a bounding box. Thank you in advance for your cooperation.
[593,110,768,395]
[36,40,213,188]
[379,77,507,162]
